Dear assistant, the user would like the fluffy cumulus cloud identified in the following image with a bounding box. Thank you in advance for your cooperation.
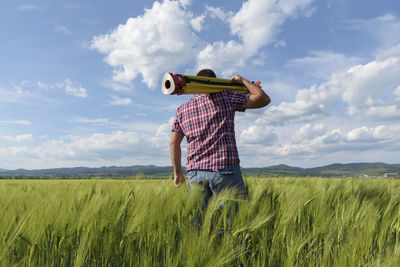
[91,0,200,88]
[239,125,277,145]
[92,0,317,87]
[196,0,315,75]
[257,83,332,125]
[291,124,325,143]
[287,124,400,155]
[0,119,175,169]
[235,123,400,167]
[190,15,206,32]
[34,131,149,161]
[341,46,400,120]
[258,44,400,125]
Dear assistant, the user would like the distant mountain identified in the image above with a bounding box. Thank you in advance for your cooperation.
[0,163,399,178]
[242,162,400,177]
[0,165,174,178]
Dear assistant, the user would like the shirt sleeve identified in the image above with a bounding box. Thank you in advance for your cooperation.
[171,110,183,133]
[226,90,249,112]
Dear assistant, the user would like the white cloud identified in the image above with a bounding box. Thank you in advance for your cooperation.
[257,83,332,125]
[291,124,325,143]
[34,131,148,161]
[196,40,248,76]
[338,46,400,120]
[91,0,200,88]
[395,85,400,97]
[1,134,33,142]
[12,81,30,96]
[0,119,399,169]
[178,0,191,7]
[108,95,132,106]
[0,147,30,164]
[346,126,379,142]
[91,0,316,87]
[37,81,51,90]
[304,124,400,152]
[205,5,233,21]
[239,125,277,144]
[258,44,400,125]
[236,123,400,167]
[0,119,175,169]
[58,78,88,98]
[191,14,206,32]
[196,0,315,74]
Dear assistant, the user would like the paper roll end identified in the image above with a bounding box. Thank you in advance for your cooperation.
[161,73,175,95]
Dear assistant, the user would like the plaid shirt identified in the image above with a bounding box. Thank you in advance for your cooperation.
[172,90,249,171]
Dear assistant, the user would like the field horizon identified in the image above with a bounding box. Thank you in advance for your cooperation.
[1,162,400,179]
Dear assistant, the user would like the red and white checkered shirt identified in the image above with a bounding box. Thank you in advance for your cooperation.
[172,90,249,171]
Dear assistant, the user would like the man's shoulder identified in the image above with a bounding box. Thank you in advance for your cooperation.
[176,96,197,112]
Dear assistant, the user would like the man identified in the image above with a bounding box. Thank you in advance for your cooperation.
[170,69,270,209]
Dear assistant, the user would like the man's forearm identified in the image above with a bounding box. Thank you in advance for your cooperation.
[241,77,265,96]
[170,143,182,175]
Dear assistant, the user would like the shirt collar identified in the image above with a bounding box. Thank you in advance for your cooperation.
[194,94,209,99]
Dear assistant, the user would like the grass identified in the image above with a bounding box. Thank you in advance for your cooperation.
[1,177,400,266]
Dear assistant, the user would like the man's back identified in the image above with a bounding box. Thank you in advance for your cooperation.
[172,90,248,171]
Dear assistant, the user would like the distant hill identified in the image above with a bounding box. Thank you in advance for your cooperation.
[0,163,399,179]
[0,165,174,178]
[242,163,400,177]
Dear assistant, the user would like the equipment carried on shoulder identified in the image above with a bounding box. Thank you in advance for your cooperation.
[161,72,261,95]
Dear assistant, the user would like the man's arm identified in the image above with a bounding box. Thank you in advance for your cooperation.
[170,131,185,187]
[230,74,271,109]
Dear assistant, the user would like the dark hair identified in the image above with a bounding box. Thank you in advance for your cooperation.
[196,69,216,78]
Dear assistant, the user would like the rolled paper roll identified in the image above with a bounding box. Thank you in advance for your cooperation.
[161,73,174,95]
[161,72,254,95]
[161,73,185,95]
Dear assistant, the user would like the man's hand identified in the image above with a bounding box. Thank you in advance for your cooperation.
[231,74,271,109]
[174,173,186,187]
[230,74,244,84]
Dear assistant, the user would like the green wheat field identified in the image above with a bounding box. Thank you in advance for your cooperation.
[2,177,400,266]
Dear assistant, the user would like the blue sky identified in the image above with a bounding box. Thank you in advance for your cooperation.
[1,0,400,170]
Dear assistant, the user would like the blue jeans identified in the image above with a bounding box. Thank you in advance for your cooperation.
[187,163,247,210]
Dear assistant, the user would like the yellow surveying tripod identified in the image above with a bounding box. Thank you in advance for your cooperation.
[161,73,260,95]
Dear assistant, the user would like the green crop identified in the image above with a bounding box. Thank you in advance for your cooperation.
[1,178,400,266]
